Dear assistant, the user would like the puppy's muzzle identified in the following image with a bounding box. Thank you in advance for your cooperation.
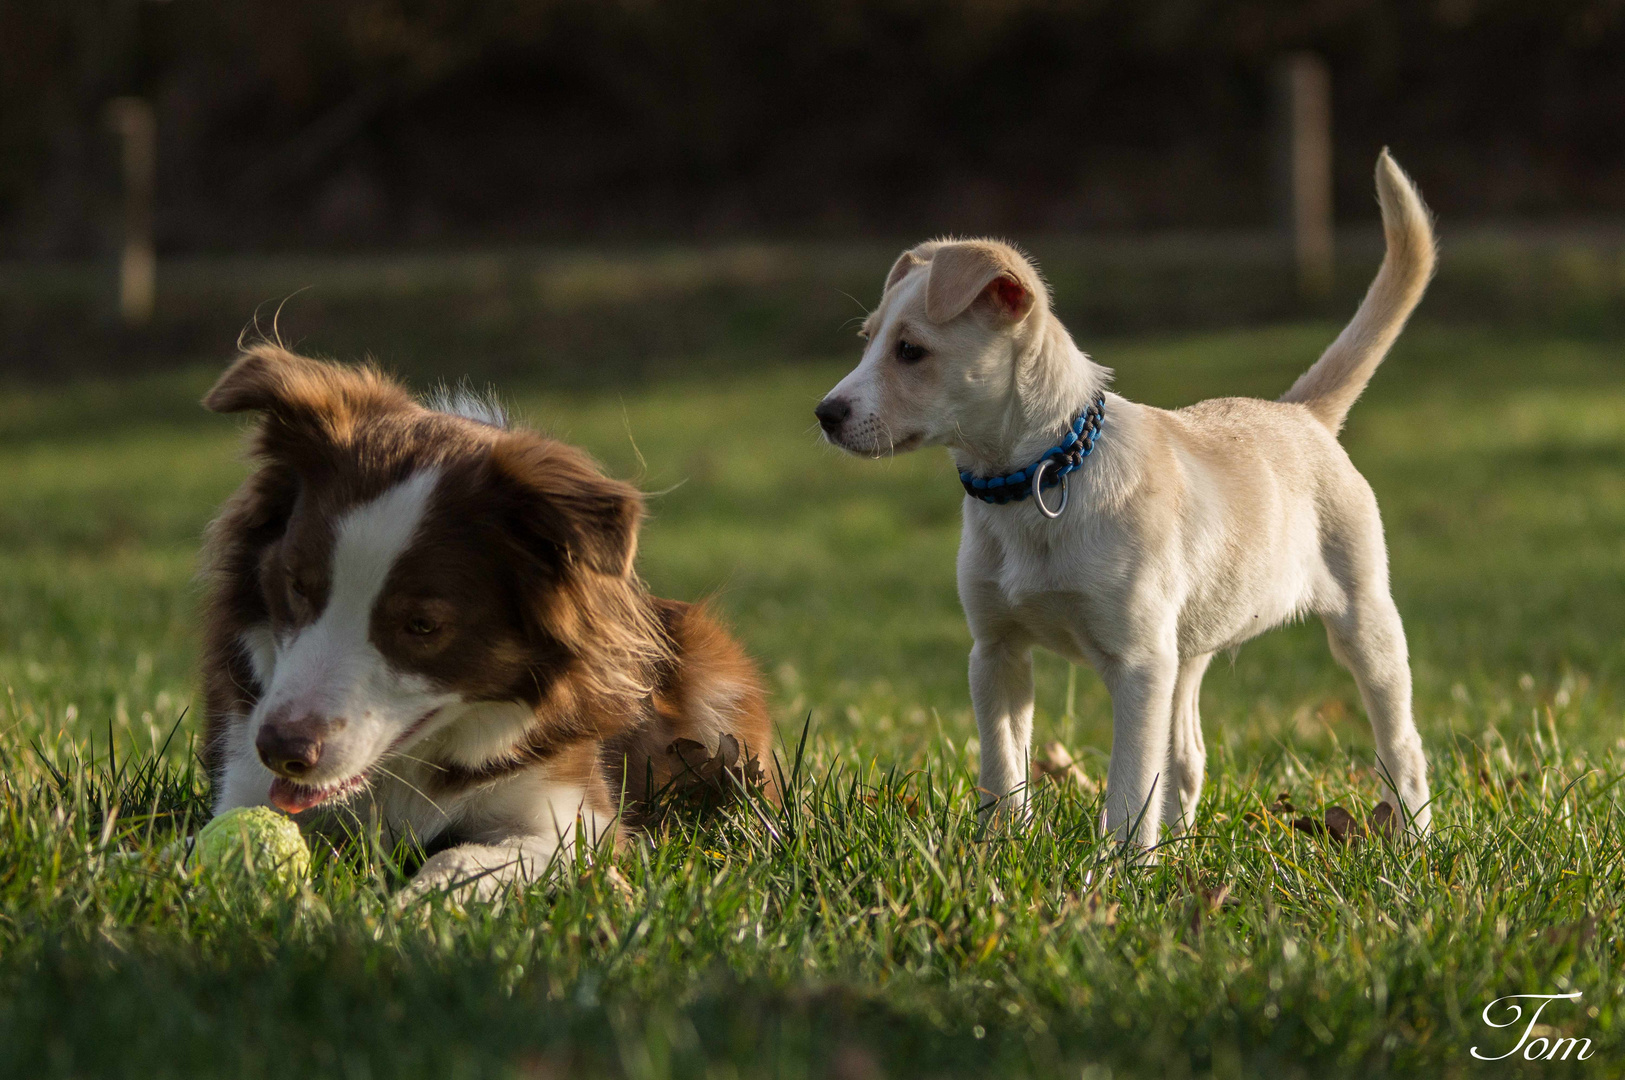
[814,397,851,437]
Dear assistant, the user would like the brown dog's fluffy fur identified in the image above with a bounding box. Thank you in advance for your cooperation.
[200,346,774,888]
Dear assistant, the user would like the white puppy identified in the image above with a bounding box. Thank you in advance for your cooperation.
[816,151,1435,848]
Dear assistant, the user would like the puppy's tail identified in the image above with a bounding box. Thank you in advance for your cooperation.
[1279,150,1435,433]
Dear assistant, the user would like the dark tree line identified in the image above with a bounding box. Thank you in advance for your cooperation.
[6,0,1624,254]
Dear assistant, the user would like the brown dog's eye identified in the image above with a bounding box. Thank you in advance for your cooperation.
[896,340,927,363]
[404,616,440,637]
[285,575,316,616]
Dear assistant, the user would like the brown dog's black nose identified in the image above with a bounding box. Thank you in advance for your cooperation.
[815,397,851,434]
[256,721,326,777]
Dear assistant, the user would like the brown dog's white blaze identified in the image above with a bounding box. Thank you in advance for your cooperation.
[243,467,460,812]
[198,344,776,892]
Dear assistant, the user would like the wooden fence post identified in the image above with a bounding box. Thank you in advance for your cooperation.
[106,97,157,326]
[1276,53,1334,300]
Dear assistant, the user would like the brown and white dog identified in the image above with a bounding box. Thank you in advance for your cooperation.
[199,346,774,898]
[816,152,1435,851]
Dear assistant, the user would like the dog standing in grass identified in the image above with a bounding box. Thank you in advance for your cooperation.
[815,152,1435,848]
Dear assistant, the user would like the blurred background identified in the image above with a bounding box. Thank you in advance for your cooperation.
[5,0,1625,380]
[2,0,1622,768]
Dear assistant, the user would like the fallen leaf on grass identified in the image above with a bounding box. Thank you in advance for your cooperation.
[1054,890,1119,927]
[1287,804,1403,845]
[1292,805,1364,844]
[1371,801,1399,838]
[1187,882,1238,933]
[1541,916,1599,948]
[1476,767,1532,791]
[1031,741,1099,795]
[1084,891,1120,927]
[666,733,768,791]
[1242,791,1296,825]
[602,865,634,901]
[1177,867,1239,927]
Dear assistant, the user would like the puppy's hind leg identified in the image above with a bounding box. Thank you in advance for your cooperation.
[969,637,1037,822]
[1163,652,1213,836]
[1321,590,1431,834]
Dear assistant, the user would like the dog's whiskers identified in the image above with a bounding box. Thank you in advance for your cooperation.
[834,289,871,317]
[390,751,448,773]
[372,762,449,818]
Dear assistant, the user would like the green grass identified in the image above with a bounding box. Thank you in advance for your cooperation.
[1,320,1623,1077]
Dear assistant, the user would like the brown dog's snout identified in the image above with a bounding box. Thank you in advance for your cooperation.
[255,717,337,777]
[814,397,851,434]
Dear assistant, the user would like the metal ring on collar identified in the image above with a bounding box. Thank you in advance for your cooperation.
[1031,457,1068,519]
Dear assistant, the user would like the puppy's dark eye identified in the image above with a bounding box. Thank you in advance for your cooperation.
[404,616,440,637]
[896,340,927,363]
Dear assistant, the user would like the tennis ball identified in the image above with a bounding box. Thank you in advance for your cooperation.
[193,806,310,889]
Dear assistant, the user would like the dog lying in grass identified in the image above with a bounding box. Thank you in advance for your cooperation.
[199,347,774,898]
[816,151,1435,849]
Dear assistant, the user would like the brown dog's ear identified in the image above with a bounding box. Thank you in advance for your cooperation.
[923,241,1040,324]
[204,344,415,449]
[489,433,644,578]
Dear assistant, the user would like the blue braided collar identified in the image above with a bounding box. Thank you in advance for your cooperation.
[959,395,1106,505]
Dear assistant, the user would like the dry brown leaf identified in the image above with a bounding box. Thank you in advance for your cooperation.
[1476,767,1532,790]
[1323,805,1361,843]
[1542,916,1599,948]
[602,865,634,900]
[1184,878,1238,934]
[1245,791,1296,826]
[666,733,768,792]
[1290,804,1384,846]
[1031,741,1099,795]
[1082,890,1119,926]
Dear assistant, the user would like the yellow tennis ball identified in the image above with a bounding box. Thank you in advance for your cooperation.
[193,806,310,889]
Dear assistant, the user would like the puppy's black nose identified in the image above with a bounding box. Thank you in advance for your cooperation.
[256,721,326,777]
[815,398,851,434]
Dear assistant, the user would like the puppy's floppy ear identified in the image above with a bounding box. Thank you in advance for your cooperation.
[923,241,1041,324]
[488,432,644,578]
[204,344,416,453]
[884,248,928,293]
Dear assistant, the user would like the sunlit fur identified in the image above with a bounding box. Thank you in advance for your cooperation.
[199,346,776,899]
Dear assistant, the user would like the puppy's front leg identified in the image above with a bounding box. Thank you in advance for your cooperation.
[969,638,1036,820]
[1102,652,1180,852]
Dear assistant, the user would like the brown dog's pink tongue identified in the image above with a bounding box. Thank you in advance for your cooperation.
[268,778,325,814]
